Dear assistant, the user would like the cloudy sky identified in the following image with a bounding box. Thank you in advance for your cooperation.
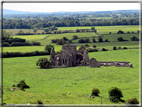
[3,3,140,12]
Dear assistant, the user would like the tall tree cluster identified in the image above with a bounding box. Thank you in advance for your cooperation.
[3,10,139,29]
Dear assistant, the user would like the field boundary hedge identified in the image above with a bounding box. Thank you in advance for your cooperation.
[3,46,139,58]
[2,51,50,58]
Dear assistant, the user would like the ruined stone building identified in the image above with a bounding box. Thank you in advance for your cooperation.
[50,44,89,67]
[49,44,132,68]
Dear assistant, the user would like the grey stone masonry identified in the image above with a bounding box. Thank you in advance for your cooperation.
[49,45,132,68]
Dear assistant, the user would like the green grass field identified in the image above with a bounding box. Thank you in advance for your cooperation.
[58,25,139,34]
[5,29,44,35]
[3,25,140,105]
[5,25,139,35]
[3,49,139,105]
[3,33,139,53]
[3,41,139,53]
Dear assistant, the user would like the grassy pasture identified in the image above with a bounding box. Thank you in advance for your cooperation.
[4,33,139,53]
[3,45,62,53]
[13,34,48,41]
[5,25,139,35]
[72,33,139,43]
[12,32,97,45]
[12,32,139,45]
[3,49,139,104]
[5,29,44,35]
[57,25,139,34]
[3,41,139,53]
[3,25,140,105]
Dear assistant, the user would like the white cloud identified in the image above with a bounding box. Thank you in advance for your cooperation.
[3,3,140,12]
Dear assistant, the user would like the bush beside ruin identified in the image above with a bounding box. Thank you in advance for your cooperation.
[16,80,30,91]
[126,98,139,104]
[108,87,123,102]
[91,88,100,96]
[36,57,52,68]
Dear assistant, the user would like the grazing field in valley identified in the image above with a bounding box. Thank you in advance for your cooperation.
[5,25,139,35]
[3,32,139,53]
[3,49,139,105]
[12,32,98,45]
[57,25,139,34]
[3,41,139,53]
[3,25,140,105]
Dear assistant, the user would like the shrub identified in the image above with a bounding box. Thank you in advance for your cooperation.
[98,37,103,42]
[44,45,54,53]
[92,38,96,43]
[73,35,78,39]
[108,87,123,102]
[91,88,100,96]
[76,29,80,32]
[117,30,124,34]
[63,37,69,41]
[126,98,139,104]
[51,39,57,43]
[109,32,111,34]
[78,39,85,43]
[37,100,43,104]
[102,48,108,51]
[123,47,128,49]
[84,43,89,47]
[57,39,66,45]
[130,36,139,41]
[36,57,52,68]
[105,39,109,42]
[113,46,117,50]
[132,31,134,33]
[93,44,96,48]
[17,80,30,91]
[68,40,72,43]
[127,31,130,34]
[117,37,124,41]
[31,41,40,46]
[84,39,90,43]
[118,46,121,49]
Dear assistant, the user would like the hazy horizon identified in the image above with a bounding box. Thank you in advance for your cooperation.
[3,3,140,13]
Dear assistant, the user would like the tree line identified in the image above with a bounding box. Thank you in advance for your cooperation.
[3,17,139,29]
[3,10,139,29]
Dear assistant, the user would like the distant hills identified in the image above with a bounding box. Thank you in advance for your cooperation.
[3,9,139,15]
[3,9,45,15]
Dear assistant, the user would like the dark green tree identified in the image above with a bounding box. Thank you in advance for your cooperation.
[44,28,49,33]
[33,28,37,34]
[36,57,52,68]
[98,37,103,42]
[108,87,123,102]
[44,45,54,53]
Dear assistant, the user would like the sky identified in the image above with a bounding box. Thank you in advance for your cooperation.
[3,3,140,12]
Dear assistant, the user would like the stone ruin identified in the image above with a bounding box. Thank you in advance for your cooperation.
[49,44,133,68]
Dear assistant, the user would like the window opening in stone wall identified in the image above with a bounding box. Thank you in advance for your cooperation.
[65,59,67,65]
